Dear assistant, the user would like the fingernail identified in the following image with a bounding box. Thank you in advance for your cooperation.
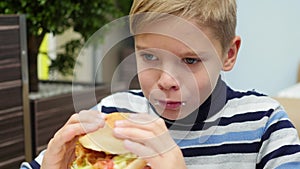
[97,113,105,119]
[84,123,100,133]
[113,128,126,138]
[100,113,106,119]
[114,127,123,133]
[114,120,124,127]
[96,115,105,126]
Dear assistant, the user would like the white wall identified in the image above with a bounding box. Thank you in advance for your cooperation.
[224,0,300,96]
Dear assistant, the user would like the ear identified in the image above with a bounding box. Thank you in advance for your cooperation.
[222,36,241,71]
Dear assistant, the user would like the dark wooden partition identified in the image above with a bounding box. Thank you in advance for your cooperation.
[0,15,31,169]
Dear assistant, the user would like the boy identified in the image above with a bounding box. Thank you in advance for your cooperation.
[21,0,300,168]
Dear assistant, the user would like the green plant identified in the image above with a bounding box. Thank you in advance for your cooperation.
[0,0,132,91]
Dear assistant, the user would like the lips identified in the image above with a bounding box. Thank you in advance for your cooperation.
[156,100,184,110]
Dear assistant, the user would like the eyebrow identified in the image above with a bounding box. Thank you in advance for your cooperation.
[135,45,149,50]
[135,45,207,57]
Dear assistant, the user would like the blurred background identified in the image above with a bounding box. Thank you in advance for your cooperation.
[225,0,300,96]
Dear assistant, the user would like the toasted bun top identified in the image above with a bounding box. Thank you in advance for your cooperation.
[79,112,129,154]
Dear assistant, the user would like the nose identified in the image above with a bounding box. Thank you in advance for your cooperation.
[157,71,179,91]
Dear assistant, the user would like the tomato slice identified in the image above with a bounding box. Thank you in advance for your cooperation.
[105,159,114,169]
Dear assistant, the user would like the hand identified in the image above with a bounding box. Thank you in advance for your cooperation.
[113,113,187,169]
[40,110,105,169]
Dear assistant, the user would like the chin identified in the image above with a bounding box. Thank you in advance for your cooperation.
[157,109,186,120]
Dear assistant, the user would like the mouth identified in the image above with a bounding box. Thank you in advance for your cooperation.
[154,99,186,110]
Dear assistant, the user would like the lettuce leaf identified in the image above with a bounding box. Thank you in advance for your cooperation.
[113,153,137,169]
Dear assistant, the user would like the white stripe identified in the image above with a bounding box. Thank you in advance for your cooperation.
[207,96,280,122]
[185,153,257,169]
[187,163,254,169]
[20,162,32,169]
[100,92,149,113]
[178,138,261,149]
[35,150,45,165]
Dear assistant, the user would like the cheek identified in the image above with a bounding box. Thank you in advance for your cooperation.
[197,76,212,96]
[196,72,211,89]
[188,71,214,101]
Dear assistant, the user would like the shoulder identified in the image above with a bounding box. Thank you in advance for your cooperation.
[225,87,282,115]
[213,87,290,130]
[224,87,297,135]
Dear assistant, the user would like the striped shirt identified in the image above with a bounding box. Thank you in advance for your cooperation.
[21,79,300,169]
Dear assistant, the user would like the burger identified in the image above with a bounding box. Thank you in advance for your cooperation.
[71,112,150,169]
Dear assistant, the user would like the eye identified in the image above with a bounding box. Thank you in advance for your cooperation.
[142,53,158,61]
[183,58,201,64]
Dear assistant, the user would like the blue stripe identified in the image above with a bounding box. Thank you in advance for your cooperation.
[175,127,264,147]
[275,162,300,169]
[182,142,260,157]
[257,145,300,169]
[265,110,289,129]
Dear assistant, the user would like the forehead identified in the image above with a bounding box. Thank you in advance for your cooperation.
[135,33,190,50]
[134,16,220,52]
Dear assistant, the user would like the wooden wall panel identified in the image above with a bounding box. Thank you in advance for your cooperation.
[0,108,24,161]
[0,15,27,169]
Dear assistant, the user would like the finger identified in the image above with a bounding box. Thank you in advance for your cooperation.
[114,127,155,140]
[43,134,79,168]
[124,139,183,169]
[115,114,167,135]
[65,110,104,125]
[65,138,77,168]
[64,113,80,125]
[123,139,158,159]
[78,110,105,124]
[46,111,105,158]
[114,127,176,155]
[49,122,102,155]
[59,122,103,142]
[127,113,159,125]
[63,111,105,135]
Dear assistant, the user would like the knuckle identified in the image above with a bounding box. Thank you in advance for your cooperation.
[47,137,55,146]
[70,113,79,120]
[65,125,79,136]
[78,110,88,115]
[156,118,165,125]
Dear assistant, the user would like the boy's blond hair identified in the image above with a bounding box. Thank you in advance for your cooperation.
[129,0,237,53]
